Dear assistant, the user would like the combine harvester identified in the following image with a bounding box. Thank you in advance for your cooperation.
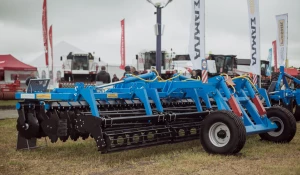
[14,71,296,154]
[58,52,99,88]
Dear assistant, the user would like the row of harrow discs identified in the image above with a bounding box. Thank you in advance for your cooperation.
[15,70,297,155]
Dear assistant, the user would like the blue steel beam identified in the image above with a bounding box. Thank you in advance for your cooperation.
[231,78,278,134]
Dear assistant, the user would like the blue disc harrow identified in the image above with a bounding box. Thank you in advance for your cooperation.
[15,71,296,154]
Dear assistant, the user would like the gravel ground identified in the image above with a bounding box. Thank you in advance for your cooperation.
[0,110,18,120]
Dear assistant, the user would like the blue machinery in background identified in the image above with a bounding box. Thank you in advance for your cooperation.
[266,66,300,121]
[15,71,296,154]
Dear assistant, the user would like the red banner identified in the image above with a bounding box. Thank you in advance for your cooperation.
[272,40,277,72]
[120,19,125,70]
[49,25,53,79]
[42,0,49,66]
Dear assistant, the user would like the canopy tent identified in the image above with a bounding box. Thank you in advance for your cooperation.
[0,55,37,71]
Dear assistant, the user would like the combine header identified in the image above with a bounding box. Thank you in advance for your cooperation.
[15,71,296,154]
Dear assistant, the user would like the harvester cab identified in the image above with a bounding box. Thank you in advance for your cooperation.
[260,60,270,77]
[60,52,98,87]
[135,50,174,79]
[207,54,238,77]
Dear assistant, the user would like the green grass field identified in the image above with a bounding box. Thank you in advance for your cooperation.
[0,100,18,106]
[0,119,300,175]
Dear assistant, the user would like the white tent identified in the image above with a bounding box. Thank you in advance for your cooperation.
[30,41,86,67]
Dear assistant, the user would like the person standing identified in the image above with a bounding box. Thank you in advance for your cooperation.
[131,66,139,75]
[25,71,37,86]
[112,74,119,82]
[123,66,131,76]
[96,66,111,84]
[14,74,20,84]
[191,70,197,79]
[120,66,132,80]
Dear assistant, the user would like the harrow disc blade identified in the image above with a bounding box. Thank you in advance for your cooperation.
[17,113,40,139]
[80,133,90,140]
[68,111,80,141]
[41,111,59,143]
[58,111,69,142]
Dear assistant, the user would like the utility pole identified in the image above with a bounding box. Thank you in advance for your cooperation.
[146,0,173,75]
[155,5,162,75]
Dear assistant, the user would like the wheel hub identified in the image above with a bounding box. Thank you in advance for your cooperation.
[268,116,284,137]
[208,122,231,147]
[217,130,227,139]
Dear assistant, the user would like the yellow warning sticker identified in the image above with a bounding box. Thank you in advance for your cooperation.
[107,93,118,98]
[36,94,51,99]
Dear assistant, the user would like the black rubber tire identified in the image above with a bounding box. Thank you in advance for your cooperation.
[200,110,246,155]
[259,106,296,143]
[276,99,300,122]
[294,106,300,121]
[282,99,295,114]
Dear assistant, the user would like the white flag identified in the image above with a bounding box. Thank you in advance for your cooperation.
[276,14,288,67]
[188,0,205,70]
[247,0,261,76]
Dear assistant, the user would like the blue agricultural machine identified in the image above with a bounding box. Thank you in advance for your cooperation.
[266,66,300,121]
[14,71,296,155]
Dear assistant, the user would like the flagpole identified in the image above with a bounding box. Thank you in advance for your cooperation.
[52,25,54,87]
[46,0,50,83]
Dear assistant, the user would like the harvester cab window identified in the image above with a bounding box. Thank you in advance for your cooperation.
[143,52,165,70]
[224,56,233,72]
[72,56,89,70]
[214,56,224,73]
[261,62,267,76]
[144,52,156,70]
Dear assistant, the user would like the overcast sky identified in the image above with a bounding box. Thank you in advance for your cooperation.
[0,0,299,67]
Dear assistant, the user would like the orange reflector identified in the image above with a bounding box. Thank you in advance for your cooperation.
[252,95,266,116]
[228,95,242,117]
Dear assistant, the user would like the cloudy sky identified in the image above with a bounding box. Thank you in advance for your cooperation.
[0,0,299,67]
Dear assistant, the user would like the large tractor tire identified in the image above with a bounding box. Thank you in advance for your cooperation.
[200,110,246,155]
[294,106,300,121]
[259,106,296,143]
[282,99,300,121]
